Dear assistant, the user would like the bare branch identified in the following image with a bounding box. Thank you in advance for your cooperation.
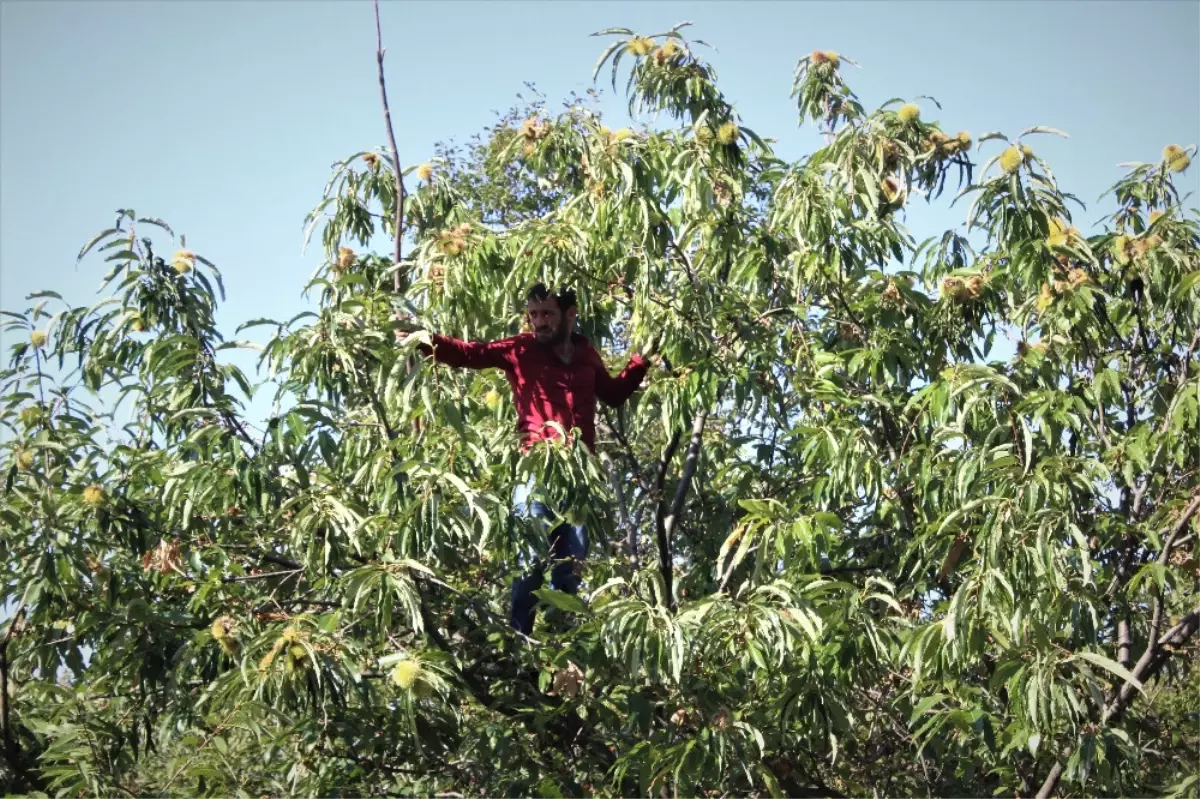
[222,568,303,584]
[373,0,406,290]
[1036,494,1200,798]
[257,552,303,570]
[602,452,637,568]
[656,411,707,609]
[1159,492,1200,568]
[1036,601,1200,798]
[666,411,708,534]
[0,599,27,766]
[652,429,682,604]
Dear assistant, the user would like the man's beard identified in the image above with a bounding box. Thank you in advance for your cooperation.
[535,320,568,345]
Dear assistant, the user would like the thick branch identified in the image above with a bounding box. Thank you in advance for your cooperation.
[1036,494,1200,797]
[665,411,708,536]
[1117,619,1131,667]
[1,600,28,766]
[1035,603,1200,798]
[1116,605,1200,721]
[258,552,303,570]
[656,411,707,608]
[652,429,682,604]
[373,0,406,290]
[602,453,637,568]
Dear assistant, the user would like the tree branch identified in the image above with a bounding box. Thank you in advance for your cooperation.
[258,552,303,570]
[352,367,398,442]
[1,599,28,768]
[1159,492,1200,569]
[652,429,682,604]
[601,412,652,497]
[1144,491,1200,664]
[1176,327,1200,385]
[221,568,303,584]
[1118,604,1200,719]
[1035,492,1200,798]
[414,573,543,648]
[373,0,406,290]
[410,580,615,770]
[253,598,340,614]
[665,411,707,536]
[602,452,637,568]
[656,411,707,608]
[1035,602,1200,798]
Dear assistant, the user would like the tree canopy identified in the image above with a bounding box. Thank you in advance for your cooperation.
[2,20,1198,799]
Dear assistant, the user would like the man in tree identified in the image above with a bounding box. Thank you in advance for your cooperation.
[399,284,652,634]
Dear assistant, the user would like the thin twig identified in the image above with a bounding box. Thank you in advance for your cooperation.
[1146,492,1200,654]
[373,0,406,290]
[221,568,303,584]
[260,598,341,610]
[718,543,756,594]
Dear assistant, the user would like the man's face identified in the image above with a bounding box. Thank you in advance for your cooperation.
[527,298,574,345]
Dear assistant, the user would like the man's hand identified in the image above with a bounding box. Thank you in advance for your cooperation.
[635,331,662,360]
[393,313,422,344]
[633,333,672,376]
[634,331,671,372]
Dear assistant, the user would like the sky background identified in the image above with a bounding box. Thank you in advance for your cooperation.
[1,0,1198,427]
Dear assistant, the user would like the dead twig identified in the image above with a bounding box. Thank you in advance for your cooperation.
[373,0,406,290]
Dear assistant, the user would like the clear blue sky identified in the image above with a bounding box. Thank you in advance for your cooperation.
[2,0,1197,423]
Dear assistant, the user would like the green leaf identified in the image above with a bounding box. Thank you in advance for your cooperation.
[908,693,948,726]
[136,217,175,237]
[77,228,121,261]
[1019,125,1070,139]
[1074,651,1144,695]
[534,588,589,615]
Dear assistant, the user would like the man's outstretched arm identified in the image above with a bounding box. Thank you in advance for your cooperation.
[593,348,651,407]
[405,330,514,370]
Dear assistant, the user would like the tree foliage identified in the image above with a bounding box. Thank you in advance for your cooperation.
[2,22,1198,798]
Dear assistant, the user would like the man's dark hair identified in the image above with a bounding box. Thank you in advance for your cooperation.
[526,283,577,312]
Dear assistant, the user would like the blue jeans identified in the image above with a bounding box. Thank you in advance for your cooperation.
[509,482,589,635]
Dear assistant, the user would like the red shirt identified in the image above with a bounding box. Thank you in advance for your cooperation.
[420,332,648,452]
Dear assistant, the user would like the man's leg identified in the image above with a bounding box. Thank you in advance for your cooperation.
[510,483,554,635]
[510,569,543,635]
[548,520,589,595]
